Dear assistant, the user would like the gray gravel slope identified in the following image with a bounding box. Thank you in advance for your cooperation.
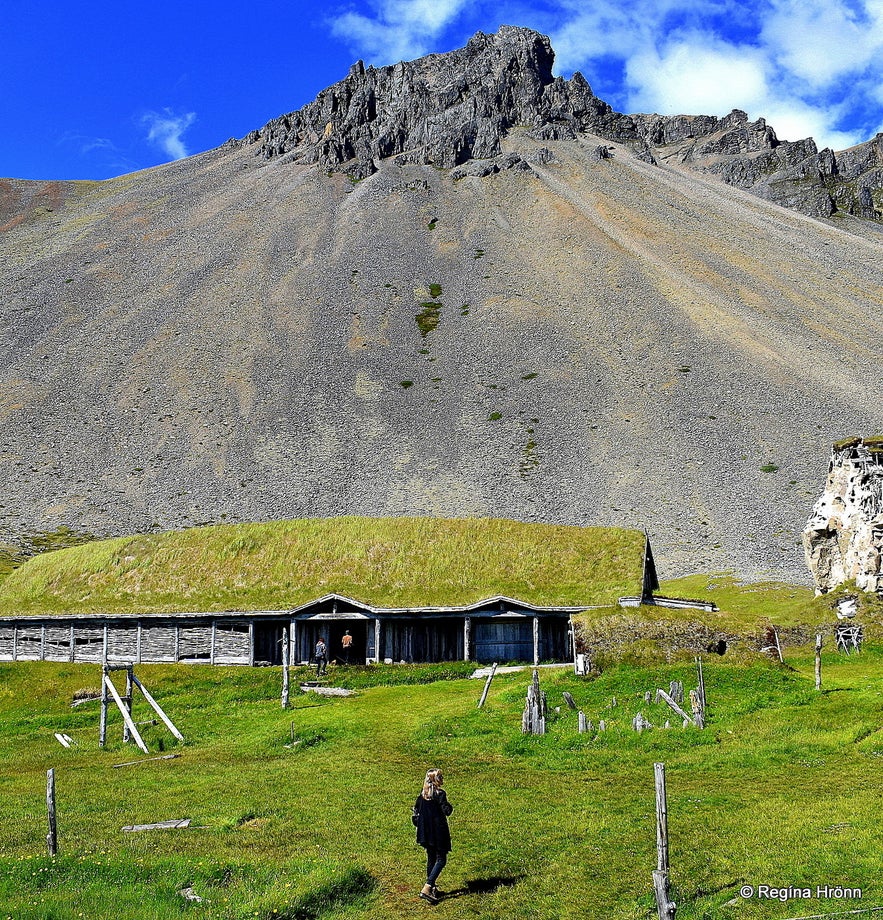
[1,132,881,583]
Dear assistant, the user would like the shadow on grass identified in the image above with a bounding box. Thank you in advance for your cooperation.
[437,874,525,901]
[278,866,376,919]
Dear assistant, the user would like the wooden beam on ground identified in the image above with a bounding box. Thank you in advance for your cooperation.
[121,819,191,832]
[130,674,184,742]
[103,674,149,753]
[113,754,181,768]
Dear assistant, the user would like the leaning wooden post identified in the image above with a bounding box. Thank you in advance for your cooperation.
[477,663,497,708]
[773,628,784,663]
[129,674,184,742]
[655,689,694,726]
[652,763,676,919]
[46,769,58,857]
[99,663,109,748]
[281,627,290,710]
[815,633,822,691]
[103,674,149,753]
[122,666,133,744]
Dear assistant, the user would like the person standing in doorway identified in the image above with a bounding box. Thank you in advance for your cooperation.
[412,768,454,903]
[341,630,353,664]
[314,636,328,677]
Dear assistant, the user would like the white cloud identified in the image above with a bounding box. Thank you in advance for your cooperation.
[625,37,769,116]
[761,0,883,88]
[758,100,864,149]
[141,109,196,160]
[623,34,867,148]
[329,0,471,63]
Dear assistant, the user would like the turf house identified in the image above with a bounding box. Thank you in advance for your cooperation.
[0,517,658,666]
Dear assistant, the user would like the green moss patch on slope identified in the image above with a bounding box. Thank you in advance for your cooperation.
[0,516,646,616]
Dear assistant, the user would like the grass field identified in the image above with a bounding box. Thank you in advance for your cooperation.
[0,517,646,616]
[1,644,881,920]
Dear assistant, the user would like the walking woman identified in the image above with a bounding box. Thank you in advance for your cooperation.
[412,768,454,903]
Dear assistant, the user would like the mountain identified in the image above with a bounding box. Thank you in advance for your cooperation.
[2,26,882,584]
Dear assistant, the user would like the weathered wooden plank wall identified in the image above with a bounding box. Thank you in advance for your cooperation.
[0,612,572,665]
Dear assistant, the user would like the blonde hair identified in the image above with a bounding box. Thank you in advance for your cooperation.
[422,769,444,800]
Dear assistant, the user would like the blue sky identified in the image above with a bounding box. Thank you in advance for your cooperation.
[4,0,883,181]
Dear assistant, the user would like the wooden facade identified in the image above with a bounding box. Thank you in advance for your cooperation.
[0,595,578,667]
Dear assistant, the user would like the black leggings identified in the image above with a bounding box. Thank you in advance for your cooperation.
[424,847,447,886]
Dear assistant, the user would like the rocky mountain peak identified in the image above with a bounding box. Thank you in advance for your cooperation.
[239,26,882,225]
[242,25,643,178]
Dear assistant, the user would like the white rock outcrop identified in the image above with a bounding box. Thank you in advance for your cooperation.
[803,437,883,594]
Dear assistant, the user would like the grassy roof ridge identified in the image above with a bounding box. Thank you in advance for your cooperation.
[0,515,647,617]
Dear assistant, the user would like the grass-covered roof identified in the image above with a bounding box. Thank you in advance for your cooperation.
[0,516,647,617]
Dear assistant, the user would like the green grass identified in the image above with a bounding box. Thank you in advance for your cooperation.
[415,301,441,337]
[660,574,825,632]
[0,517,647,616]
[573,574,882,663]
[0,527,95,587]
[1,649,882,919]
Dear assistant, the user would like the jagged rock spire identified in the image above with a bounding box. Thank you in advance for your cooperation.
[242,25,644,177]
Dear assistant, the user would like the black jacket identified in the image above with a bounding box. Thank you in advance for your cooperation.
[414,789,453,852]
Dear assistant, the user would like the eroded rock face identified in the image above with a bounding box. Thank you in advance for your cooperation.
[632,110,883,221]
[804,438,883,594]
[240,26,883,226]
[240,26,649,178]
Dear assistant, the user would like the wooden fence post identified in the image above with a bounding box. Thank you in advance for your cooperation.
[281,627,290,710]
[669,680,684,704]
[653,762,676,919]
[815,634,822,691]
[689,689,705,729]
[99,664,109,748]
[122,666,133,744]
[695,657,706,711]
[46,769,58,857]
[522,669,546,734]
